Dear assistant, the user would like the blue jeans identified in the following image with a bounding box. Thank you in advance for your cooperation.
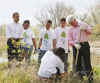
[38,50,47,64]
[24,45,33,64]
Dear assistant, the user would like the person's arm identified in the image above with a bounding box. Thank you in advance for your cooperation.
[68,29,74,46]
[60,73,66,79]
[32,38,37,51]
[31,30,37,51]
[38,29,43,49]
[53,39,56,49]
[53,30,56,49]
[57,58,65,75]
[85,26,93,35]
[6,25,17,45]
[6,25,12,39]
[52,29,57,49]
[80,22,93,35]
[68,28,80,47]
[58,59,68,78]
[38,38,42,49]
[19,24,24,40]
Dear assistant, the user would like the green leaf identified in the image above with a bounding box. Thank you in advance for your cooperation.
[23,32,27,38]
[44,33,49,39]
[61,31,66,38]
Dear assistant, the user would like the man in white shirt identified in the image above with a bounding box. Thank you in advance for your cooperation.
[38,47,65,81]
[38,20,56,64]
[54,18,69,72]
[22,20,37,65]
[6,12,23,67]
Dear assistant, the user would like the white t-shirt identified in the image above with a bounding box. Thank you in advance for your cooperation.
[22,28,35,46]
[40,28,56,51]
[6,22,23,39]
[55,27,69,53]
[38,51,64,78]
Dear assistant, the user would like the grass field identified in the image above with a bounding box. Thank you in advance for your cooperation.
[0,61,100,83]
[0,26,100,83]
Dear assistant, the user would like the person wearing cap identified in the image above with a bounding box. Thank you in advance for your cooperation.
[54,18,69,73]
[67,15,93,82]
[6,12,24,67]
[22,20,37,65]
[38,20,56,64]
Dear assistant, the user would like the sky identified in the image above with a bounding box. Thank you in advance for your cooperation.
[0,0,98,25]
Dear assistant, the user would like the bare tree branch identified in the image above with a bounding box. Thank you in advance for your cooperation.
[35,1,75,28]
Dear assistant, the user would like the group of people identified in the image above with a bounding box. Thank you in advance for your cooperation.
[6,12,93,83]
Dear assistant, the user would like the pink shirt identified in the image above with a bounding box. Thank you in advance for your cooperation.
[68,21,93,46]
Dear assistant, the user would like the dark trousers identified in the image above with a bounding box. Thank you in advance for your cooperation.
[73,42,93,81]
[7,38,23,62]
[77,42,92,72]
[64,53,68,72]
[24,45,33,64]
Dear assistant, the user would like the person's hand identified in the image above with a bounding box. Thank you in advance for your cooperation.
[80,26,87,31]
[74,44,81,49]
[52,74,56,80]
[60,73,65,78]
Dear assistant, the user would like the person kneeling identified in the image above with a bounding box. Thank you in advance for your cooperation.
[38,47,66,82]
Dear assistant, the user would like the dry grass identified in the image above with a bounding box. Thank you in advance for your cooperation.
[0,26,100,83]
[0,60,100,83]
